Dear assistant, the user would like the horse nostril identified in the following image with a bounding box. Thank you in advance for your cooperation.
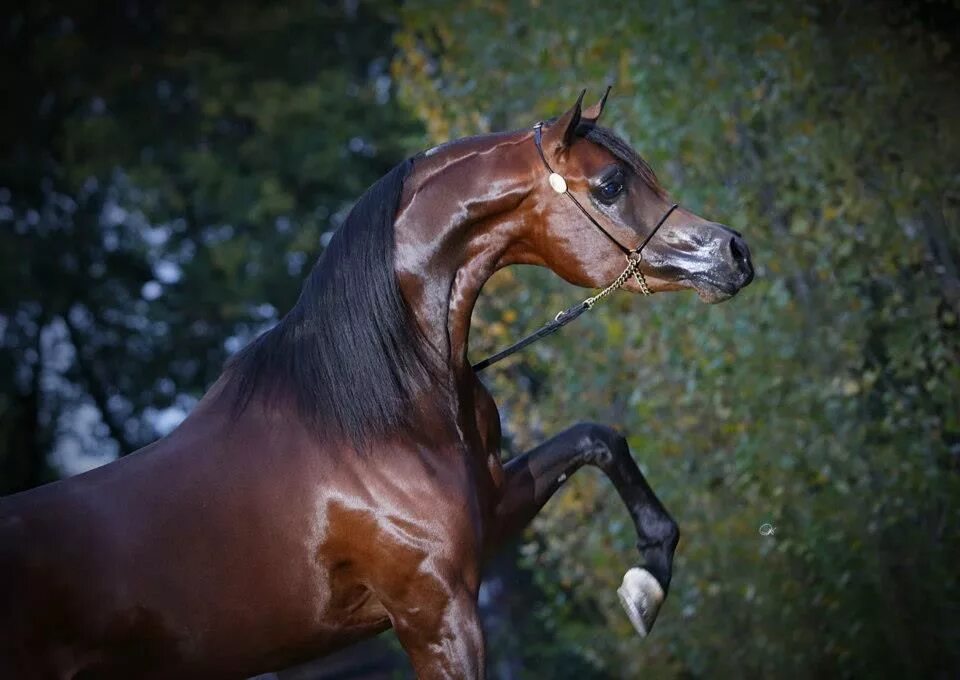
[729,237,745,262]
[729,236,754,282]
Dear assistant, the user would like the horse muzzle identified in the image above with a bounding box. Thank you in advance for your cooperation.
[653,223,754,304]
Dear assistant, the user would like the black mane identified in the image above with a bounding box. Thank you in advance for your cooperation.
[226,158,441,448]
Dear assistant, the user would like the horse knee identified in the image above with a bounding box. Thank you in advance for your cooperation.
[569,422,629,464]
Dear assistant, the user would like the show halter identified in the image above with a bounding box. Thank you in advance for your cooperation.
[472,122,678,372]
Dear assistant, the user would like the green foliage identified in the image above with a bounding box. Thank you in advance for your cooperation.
[396,1,960,676]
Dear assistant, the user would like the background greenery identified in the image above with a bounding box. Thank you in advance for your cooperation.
[2,1,958,678]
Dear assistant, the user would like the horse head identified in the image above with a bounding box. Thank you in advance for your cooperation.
[519,90,754,304]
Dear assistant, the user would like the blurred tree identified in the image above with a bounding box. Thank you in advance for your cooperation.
[395,0,960,677]
[0,0,421,493]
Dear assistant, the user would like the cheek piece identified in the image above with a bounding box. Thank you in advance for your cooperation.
[471,122,678,372]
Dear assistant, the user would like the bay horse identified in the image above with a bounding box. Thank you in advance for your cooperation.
[0,91,753,679]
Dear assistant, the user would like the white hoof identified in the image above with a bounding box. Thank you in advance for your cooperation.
[617,567,664,638]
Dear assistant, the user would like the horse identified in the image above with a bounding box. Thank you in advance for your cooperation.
[0,91,754,679]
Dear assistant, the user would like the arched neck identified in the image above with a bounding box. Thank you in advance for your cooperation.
[392,130,536,383]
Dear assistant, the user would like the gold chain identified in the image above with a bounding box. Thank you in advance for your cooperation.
[582,253,651,309]
[633,268,652,295]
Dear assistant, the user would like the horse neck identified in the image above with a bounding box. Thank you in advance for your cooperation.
[393,130,536,380]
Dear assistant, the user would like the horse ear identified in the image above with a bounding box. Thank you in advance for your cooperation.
[581,85,611,124]
[545,89,585,152]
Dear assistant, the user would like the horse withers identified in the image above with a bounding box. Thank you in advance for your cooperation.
[0,91,753,679]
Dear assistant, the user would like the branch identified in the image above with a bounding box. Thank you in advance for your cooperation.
[61,314,138,455]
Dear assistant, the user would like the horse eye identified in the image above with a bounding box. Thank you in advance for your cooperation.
[599,180,623,200]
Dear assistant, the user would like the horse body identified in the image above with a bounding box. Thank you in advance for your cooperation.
[2,372,497,678]
[2,93,753,678]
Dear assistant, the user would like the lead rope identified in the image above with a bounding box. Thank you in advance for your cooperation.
[470,250,653,372]
[471,206,678,372]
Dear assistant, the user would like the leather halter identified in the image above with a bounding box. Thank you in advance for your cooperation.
[533,121,668,256]
[471,123,679,372]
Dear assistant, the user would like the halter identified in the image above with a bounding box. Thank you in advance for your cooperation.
[472,122,678,372]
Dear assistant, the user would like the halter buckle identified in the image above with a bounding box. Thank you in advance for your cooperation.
[548,173,567,193]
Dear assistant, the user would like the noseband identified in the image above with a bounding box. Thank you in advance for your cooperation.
[471,123,678,372]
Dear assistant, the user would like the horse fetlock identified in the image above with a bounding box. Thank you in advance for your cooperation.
[653,517,680,553]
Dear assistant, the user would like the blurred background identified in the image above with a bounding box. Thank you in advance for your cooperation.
[2,0,958,678]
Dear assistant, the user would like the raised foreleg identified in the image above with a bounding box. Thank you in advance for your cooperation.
[489,422,679,636]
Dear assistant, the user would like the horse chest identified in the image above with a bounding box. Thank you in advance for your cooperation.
[462,378,506,520]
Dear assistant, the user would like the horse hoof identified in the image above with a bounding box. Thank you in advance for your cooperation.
[617,567,664,638]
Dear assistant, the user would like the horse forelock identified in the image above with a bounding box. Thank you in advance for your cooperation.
[541,115,666,199]
[581,125,666,199]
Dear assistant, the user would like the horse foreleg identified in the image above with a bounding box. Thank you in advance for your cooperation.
[489,422,679,637]
[384,576,485,679]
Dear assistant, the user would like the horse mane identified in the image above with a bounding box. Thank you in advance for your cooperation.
[224,122,660,449]
[225,157,442,449]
